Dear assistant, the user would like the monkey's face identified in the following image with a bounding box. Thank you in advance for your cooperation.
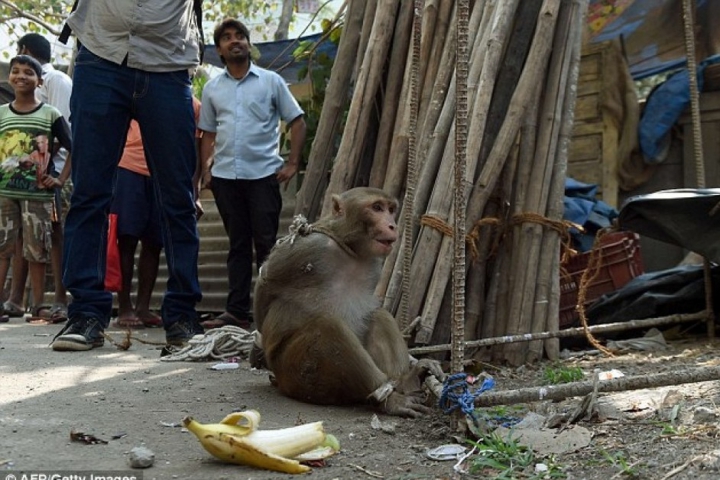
[331,188,399,259]
[364,198,398,257]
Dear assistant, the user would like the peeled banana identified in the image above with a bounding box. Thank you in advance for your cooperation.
[183,410,339,474]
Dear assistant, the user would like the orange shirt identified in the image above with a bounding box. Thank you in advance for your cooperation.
[118,98,202,176]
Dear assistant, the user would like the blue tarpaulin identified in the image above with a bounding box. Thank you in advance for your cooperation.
[204,33,338,84]
[590,0,720,79]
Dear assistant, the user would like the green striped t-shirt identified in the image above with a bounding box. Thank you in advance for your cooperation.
[0,102,71,200]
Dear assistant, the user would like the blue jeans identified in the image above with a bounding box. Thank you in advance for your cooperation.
[63,47,201,328]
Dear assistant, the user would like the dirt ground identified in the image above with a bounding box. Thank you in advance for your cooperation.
[2,319,720,480]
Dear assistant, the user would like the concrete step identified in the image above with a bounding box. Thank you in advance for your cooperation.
[47,182,301,315]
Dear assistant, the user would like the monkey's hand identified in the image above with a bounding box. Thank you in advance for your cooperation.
[396,358,446,396]
[383,391,433,418]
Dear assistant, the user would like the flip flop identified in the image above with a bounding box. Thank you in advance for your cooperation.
[200,312,251,330]
[48,304,68,324]
[26,305,56,324]
[111,313,145,329]
[3,301,25,318]
[137,311,163,328]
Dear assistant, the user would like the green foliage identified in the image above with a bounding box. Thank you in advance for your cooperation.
[192,72,208,101]
[0,0,73,59]
[280,19,343,181]
[600,450,641,477]
[468,433,566,479]
[202,1,282,41]
[0,0,294,60]
[542,365,584,385]
[659,423,678,436]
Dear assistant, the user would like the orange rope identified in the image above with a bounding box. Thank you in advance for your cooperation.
[420,212,581,264]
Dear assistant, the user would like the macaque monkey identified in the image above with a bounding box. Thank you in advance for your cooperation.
[253,187,443,417]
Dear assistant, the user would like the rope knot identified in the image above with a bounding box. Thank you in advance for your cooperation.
[439,373,495,422]
[277,214,315,246]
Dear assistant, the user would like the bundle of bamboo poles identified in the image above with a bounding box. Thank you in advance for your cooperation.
[295,0,589,366]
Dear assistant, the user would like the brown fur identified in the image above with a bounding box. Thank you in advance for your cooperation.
[253,188,431,416]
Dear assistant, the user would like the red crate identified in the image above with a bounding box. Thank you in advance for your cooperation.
[559,231,644,328]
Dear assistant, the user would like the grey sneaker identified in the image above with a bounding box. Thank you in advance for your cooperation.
[52,317,105,351]
[165,316,204,347]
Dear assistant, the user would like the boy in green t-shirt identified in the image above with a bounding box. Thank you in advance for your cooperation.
[0,55,71,321]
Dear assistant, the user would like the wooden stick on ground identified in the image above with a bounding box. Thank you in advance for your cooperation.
[408,310,708,355]
[474,364,720,407]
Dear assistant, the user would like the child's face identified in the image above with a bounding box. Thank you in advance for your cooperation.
[9,62,40,95]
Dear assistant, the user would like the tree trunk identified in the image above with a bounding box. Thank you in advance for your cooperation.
[274,0,295,41]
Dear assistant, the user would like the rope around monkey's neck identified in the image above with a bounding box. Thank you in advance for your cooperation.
[277,214,358,259]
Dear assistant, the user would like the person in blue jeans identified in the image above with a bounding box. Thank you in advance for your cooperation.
[52,0,204,352]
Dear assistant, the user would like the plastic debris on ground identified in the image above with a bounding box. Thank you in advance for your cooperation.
[425,444,467,461]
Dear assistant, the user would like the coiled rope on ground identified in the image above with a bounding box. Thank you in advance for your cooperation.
[160,325,256,362]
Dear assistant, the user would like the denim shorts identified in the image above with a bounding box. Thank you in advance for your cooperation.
[110,168,163,247]
[0,196,53,262]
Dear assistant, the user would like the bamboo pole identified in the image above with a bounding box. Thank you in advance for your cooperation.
[418,0,453,128]
[541,0,588,362]
[410,0,522,343]
[294,0,368,221]
[415,0,560,344]
[375,5,457,300]
[380,0,449,201]
[353,0,379,82]
[464,145,519,342]
[321,0,401,216]
[380,34,414,200]
[505,0,576,365]
[380,1,487,310]
[482,243,507,339]
[409,310,708,355]
[474,364,720,407]
[461,0,546,356]
[368,0,414,188]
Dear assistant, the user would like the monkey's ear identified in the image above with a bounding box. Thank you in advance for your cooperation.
[331,194,344,217]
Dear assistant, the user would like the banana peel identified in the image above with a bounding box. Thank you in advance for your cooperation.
[183,410,339,474]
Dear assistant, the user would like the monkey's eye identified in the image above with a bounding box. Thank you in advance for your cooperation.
[372,202,384,212]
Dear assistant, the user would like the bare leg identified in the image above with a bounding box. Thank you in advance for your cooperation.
[0,257,11,302]
[135,240,162,327]
[116,235,141,327]
[50,222,67,306]
[28,261,47,310]
[7,237,28,309]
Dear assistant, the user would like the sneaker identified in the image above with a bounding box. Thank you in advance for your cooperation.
[51,316,105,351]
[165,315,204,347]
